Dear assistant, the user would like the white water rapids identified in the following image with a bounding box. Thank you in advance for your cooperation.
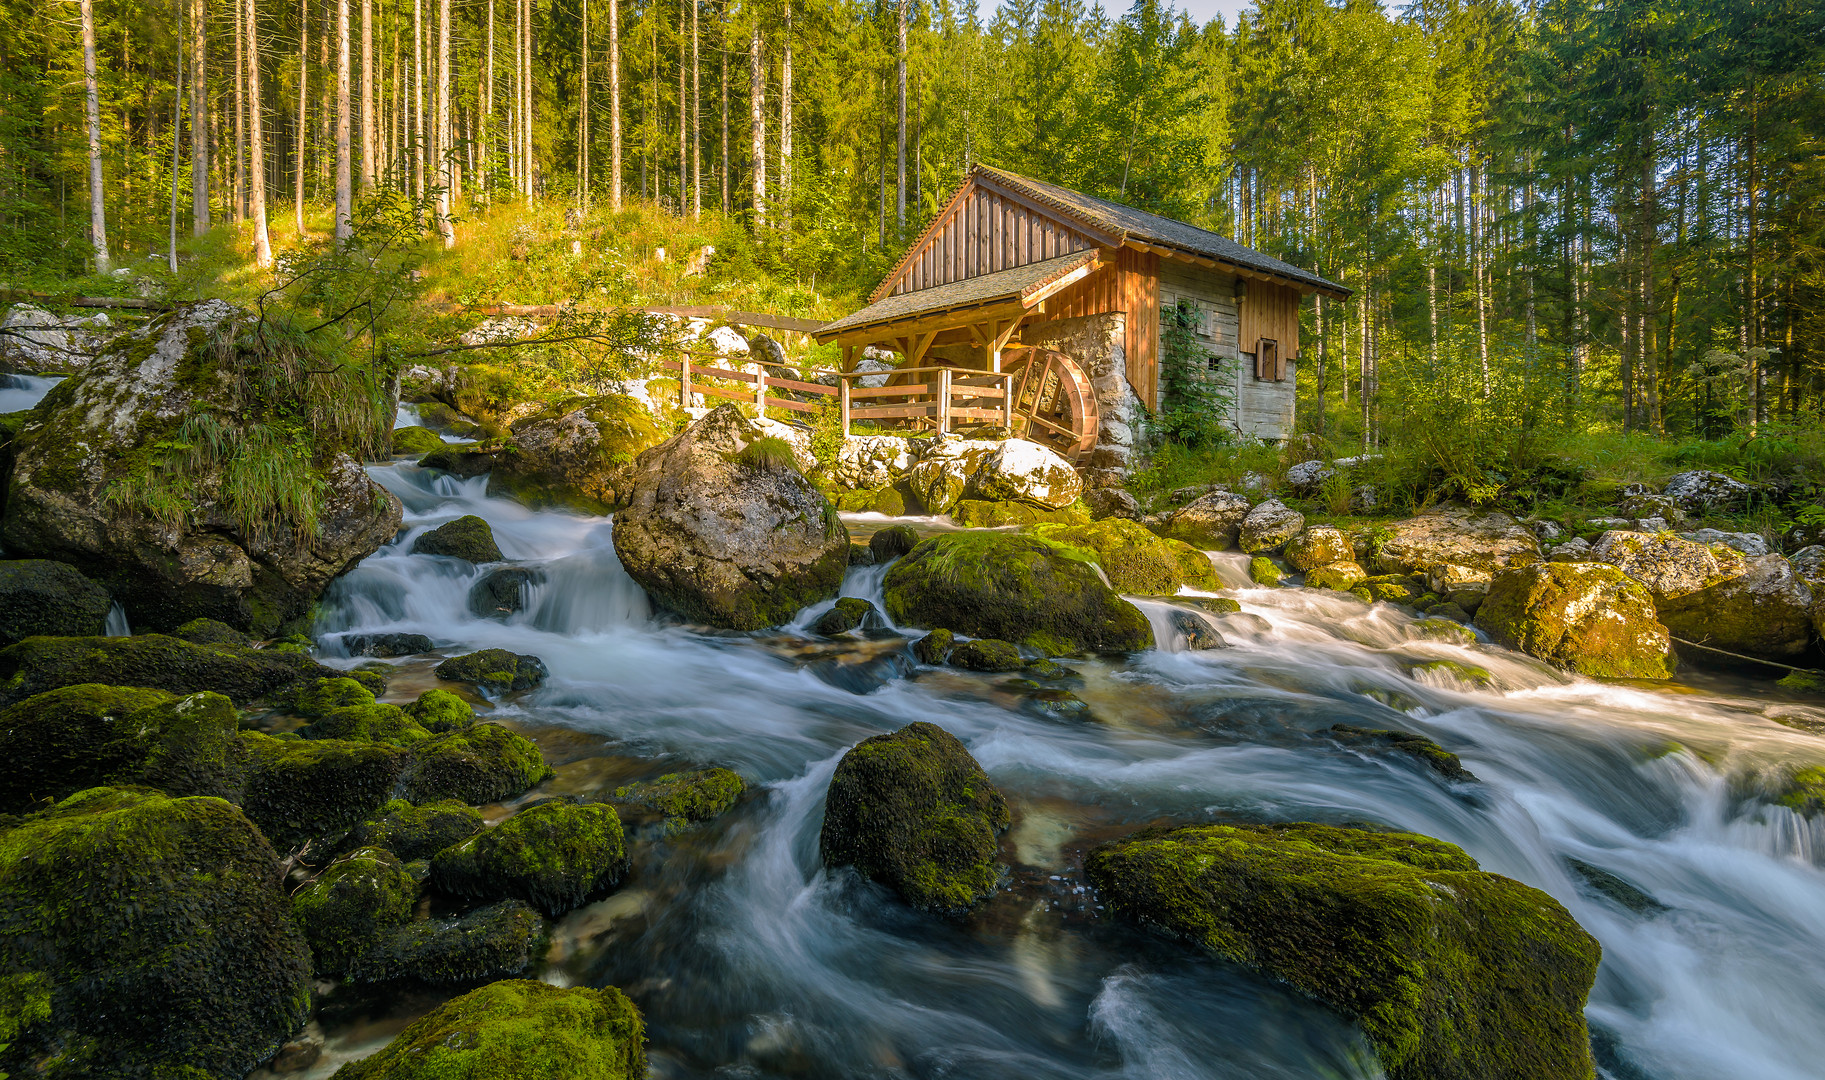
[288,462,1825,1080]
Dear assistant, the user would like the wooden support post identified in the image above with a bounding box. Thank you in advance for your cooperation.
[937,366,952,435]
[679,355,691,408]
[839,377,851,436]
[1002,373,1014,432]
[755,368,767,411]
[842,345,856,372]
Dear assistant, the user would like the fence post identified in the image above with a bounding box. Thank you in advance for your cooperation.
[755,368,767,412]
[937,367,952,435]
[839,377,851,437]
[679,355,691,409]
[1002,374,1015,433]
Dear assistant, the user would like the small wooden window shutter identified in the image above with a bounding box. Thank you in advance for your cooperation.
[1257,338,1279,381]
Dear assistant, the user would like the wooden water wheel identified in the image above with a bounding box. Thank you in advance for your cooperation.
[1000,346,1099,463]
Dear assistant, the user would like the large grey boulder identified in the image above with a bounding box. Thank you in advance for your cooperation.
[612,404,848,629]
[0,301,402,635]
[1371,506,1542,576]
[904,438,998,514]
[1657,554,1814,660]
[1284,459,1336,494]
[486,394,665,513]
[1664,470,1753,513]
[828,434,916,490]
[0,304,111,373]
[1475,562,1677,679]
[1591,530,1748,603]
[1163,490,1252,549]
[1679,528,1770,557]
[1238,500,1305,554]
[968,438,1082,509]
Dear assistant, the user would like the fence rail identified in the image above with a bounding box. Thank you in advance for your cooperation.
[651,356,1015,436]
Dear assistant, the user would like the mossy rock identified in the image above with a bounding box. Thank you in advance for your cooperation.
[1349,586,1375,603]
[949,638,1025,672]
[882,532,1153,655]
[392,425,448,456]
[1305,561,1368,591]
[345,900,550,986]
[1084,822,1601,1080]
[431,801,628,917]
[813,597,882,635]
[172,616,254,646]
[1363,581,1420,603]
[949,498,1087,528]
[1331,724,1476,781]
[869,523,920,561]
[402,724,553,805]
[847,543,876,566]
[1777,670,1825,694]
[328,979,645,1080]
[1184,596,1242,614]
[302,702,433,746]
[0,788,312,1079]
[611,768,746,828]
[1474,562,1676,680]
[418,447,498,477]
[1772,765,1825,817]
[913,628,955,665]
[293,846,420,977]
[487,394,666,514]
[1412,619,1476,645]
[241,732,413,847]
[1028,518,1222,594]
[294,676,380,717]
[0,633,364,708]
[404,688,477,733]
[819,721,1011,914]
[434,649,549,694]
[1248,556,1284,587]
[1284,526,1355,571]
[349,798,486,860]
[0,560,113,648]
[1411,659,1495,689]
[411,515,505,563]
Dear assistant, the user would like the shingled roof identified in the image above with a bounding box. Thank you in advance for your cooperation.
[816,250,1098,338]
[973,165,1348,297]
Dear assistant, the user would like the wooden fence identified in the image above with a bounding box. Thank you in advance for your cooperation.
[651,354,1014,437]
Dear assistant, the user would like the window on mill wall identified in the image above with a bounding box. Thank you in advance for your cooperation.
[1158,299,1235,448]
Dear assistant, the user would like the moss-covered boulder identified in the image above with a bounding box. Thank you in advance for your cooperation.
[0,788,312,1078]
[293,846,420,976]
[1369,507,1542,576]
[329,979,645,1080]
[613,405,848,629]
[813,597,883,635]
[431,801,628,916]
[1656,553,1814,661]
[819,721,1010,914]
[611,768,745,828]
[1284,527,1355,572]
[1474,562,1676,679]
[240,732,413,846]
[1162,490,1254,550]
[486,394,665,513]
[402,724,553,805]
[411,515,505,563]
[434,648,549,693]
[172,615,254,645]
[1248,556,1284,587]
[404,687,476,733]
[1589,529,1747,603]
[869,524,920,561]
[913,628,955,665]
[345,900,549,985]
[949,638,1025,672]
[0,632,363,708]
[882,532,1153,655]
[0,560,112,647]
[0,301,403,635]
[302,702,432,746]
[1305,561,1368,591]
[948,498,1087,528]
[392,424,448,456]
[1238,500,1305,554]
[1029,518,1221,594]
[1084,822,1601,1080]
[349,798,486,860]
[1330,724,1475,781]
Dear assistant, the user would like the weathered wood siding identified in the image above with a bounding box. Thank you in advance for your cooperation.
[1239,281,1303,360]
[1157,262,1297,441]
[883,182,1102,297]
[1020,248,1159,407]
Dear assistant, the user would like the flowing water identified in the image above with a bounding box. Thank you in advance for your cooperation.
[279,462,1825,1080]
[0,374,62,414]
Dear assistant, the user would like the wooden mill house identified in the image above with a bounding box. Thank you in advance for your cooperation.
[812,165,1349,472]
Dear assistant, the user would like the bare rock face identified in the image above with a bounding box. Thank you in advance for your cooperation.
[829,435,917,490]
[905,439,999,514]
[612,404,848,629]
[1238,500,1306,554]
[0,304,112,373]
[968,438,1082,509]
[0,301,402,635]
[1371,506,1542,576]
[1591,530,1749,603]
[1163,490,1252,550]
[1663,470,1753,513]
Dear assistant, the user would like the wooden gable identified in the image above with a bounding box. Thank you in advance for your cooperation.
[872,174,1117,302]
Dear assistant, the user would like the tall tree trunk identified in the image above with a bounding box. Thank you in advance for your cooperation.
[295,0,308,232]
[777,0,788,230]
[579,0,588,208]
[1474,164,1489,392]
[170,11,185,269]
[1746,93,1763,426]
[412,0,424,201]
[234,0,247,221]
[361,0,374,189]
[80,0,110,270]
[718,0,727,214]
[335,0,351,240]
[483,0,492,201]
[522,0,532,204]
[749,14,763,226]
[1639,135,1659,434]
[191,0,211,234]
[247,0,273,266]
[609,0,621,208]
[692,0,700,219]
[894,0,905,235]
[435,0,453,243]
[677,0,685,215]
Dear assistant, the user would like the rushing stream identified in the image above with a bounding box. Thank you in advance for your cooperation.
[276,462,1825,1080]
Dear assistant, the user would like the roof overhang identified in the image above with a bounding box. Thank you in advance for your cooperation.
[815,250,1100,347]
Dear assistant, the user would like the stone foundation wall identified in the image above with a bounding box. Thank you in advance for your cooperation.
[1020,311,1139,490]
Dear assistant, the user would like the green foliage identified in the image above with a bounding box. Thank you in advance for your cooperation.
[1156,299,1234,449]
[731,436,801,474]
[808,398,845,472]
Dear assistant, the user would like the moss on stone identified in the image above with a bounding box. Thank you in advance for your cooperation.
[0,788,311,1078]
[913,628,955,665]
[948,498,1086,528]
[612,768,745,828]
[240,732,412,847]
[882,532,1153,655]
[431,801,628,917]
[293,847,420,977]
[328,979,644,1080]
[172,617,254,646]
[434,649,549,694]
[1306,562,1368,591]
[294,676,379,717]
[1084,822,1601,1080]
[404,688,477,733]
[818,721,1011,914]
[1029,518,1222,594]
[392,425,448,456]
[868,524,920,561]
[349,798,486,860]
[1774,766,1825,818]
[813,597,881,635]
[949,639,1025,672]
[0,560,113,648]
[302,702,433,746]
[402,724,553,805]
[1412,619,1476,645]
[1474,562,1676,680]
[1411,659,1495,689]
[411,515,505,564]
[0,633,364,708]
[1331,724,1476,781]
[344,899,549,986]
[1248,556,1283,587]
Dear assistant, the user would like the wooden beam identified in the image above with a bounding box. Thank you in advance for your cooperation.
[907,330,938,366]
[817,300,1028,348]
